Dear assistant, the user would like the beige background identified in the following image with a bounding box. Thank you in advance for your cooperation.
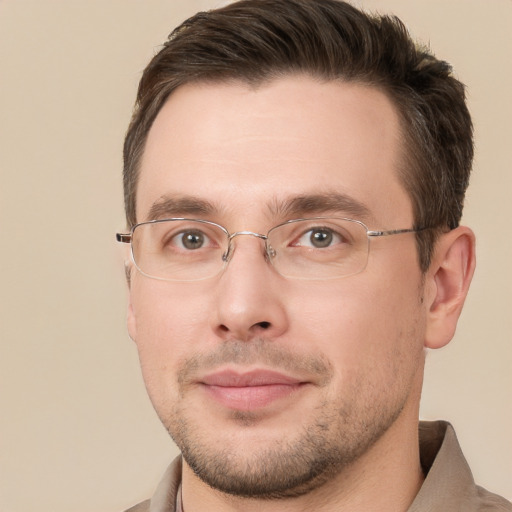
[0,1,510,510]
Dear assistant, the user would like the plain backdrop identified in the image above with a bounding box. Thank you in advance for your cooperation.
[1,1,511,510]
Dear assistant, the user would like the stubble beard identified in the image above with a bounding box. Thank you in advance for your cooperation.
[157,339,416,499]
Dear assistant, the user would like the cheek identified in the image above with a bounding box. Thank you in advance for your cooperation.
[129,279,213,381]
[289,270,425,385]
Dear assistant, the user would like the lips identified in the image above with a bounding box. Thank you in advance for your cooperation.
[202,369,302,387]
[200,369,306,411]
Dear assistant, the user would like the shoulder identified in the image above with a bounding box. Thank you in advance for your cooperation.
[123,499,150,512]
[475,486,512,511]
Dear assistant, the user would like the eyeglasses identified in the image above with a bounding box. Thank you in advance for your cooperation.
[116,217,422,282]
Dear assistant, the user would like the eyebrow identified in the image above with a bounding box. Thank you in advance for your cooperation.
[145,195,218,221]
[269,192,372,221]
[145,192,372,223]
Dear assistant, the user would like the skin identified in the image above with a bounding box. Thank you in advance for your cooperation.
[127,76,475,512]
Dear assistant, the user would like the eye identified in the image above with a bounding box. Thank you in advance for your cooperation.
[294,227,345,249]
[172,229,211,250]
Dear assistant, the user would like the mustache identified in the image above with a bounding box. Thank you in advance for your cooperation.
[177,339,333,388]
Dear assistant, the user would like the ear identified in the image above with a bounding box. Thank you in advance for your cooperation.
[120,243,137,341]
[124,260,132,288]
[125,261,137,343]
[127,297,137,343]
[424,226,476,349]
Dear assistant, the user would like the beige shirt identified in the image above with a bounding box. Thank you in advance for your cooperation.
[125,421,511,512]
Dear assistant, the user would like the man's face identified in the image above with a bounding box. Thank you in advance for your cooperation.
[128,76,427,497]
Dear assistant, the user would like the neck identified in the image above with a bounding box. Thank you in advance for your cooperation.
[181,406,424,512]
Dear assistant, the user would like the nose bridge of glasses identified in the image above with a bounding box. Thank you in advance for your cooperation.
[223,231,270,262]
[228,230,268,241]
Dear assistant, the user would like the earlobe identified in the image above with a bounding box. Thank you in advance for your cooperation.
[424,226,476,349]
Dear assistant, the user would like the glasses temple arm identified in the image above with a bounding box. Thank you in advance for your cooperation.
[116,233,132,243]
[367,227,425,237]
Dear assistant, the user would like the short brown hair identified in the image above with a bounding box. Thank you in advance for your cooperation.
[123,0,473,271]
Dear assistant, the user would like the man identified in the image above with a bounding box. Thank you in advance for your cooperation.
[116,0,512,510]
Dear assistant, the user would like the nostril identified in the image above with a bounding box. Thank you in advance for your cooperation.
[256,321,271,329]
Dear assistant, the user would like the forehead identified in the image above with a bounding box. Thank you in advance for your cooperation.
[137,76,413,227]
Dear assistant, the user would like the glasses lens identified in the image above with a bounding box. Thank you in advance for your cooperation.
[131,219,228,281]
[267,218,369,279]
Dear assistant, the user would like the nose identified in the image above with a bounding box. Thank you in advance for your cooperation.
[211,234,289,342]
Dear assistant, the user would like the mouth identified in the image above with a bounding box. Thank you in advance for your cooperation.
[199,369,308,411]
